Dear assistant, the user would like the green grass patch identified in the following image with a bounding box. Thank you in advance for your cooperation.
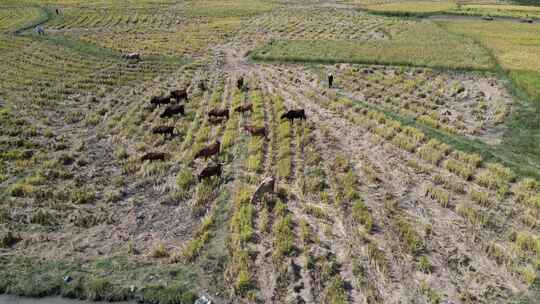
[364,1,456,16]
[251,21,492,70]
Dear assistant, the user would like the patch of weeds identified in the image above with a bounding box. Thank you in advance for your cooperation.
[475,163,515,190]
[70,188,96,204]
[86,277,128,301]
[367,243,388,274]
[150,243,169,258]
[470,189,491,207]
[425,184,450,207]
[352,200,374,233]
[176,168,195,190]
[304,204,332,222]
[419,280,441,304]
[417,256,433,273]
[323,276,347,304]
[140,284,197,304]
[456,202,488,227]
[392,218,424,255]
[272,214,295,262]
[444,158,474,180]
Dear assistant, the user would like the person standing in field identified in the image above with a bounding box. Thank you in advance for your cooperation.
[35,26,45,35]
[328,73,334,88]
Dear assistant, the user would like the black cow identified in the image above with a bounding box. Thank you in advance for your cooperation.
[160,104,184,118]
[170,89,188,102]
[198,163,222,182]
[141,152,167,162]
[281,109,306,122]
[208,108,229,119]
[150,95,171,106]
[152,126,174,137]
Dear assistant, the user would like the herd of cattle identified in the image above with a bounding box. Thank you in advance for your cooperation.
[139,77,307,183]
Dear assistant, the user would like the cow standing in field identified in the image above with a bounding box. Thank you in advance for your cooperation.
[170,89,188,102]
[198,163,222,182]
[194,141,220,160]
[250,176,275,204]
[122,53,141,61]
[160,104,184,118]
[152,126,174,137]
[141,152,167,162]
[208,116,226,124]
[243,125,266,137]
[208,108,229,119]
[234,103,253,114]
[150,95,171,107]
[237,77,244,90]
[281,109,306,122]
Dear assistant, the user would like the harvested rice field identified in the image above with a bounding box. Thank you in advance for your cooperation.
[0,0,539,303]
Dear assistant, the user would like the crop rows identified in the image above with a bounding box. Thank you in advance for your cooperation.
[256,64,538,298]
[0,36,180,113]
[0,7,43,32]
[238,8,391,43]
[325,65,511,138]
[47,11,181,30]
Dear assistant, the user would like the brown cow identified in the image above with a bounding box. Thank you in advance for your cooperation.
[243,125,266,137]
[170,89,188,102]
[234,103,253,113]
[208,108,229,119]
[152,126,174,137]
[141,152,167,162]
[194,141,220,160]
[208,116,227,124]
[198,163,222,182]
[281,109,306,122]
[160,104,184,118]
[150,95,171,106]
